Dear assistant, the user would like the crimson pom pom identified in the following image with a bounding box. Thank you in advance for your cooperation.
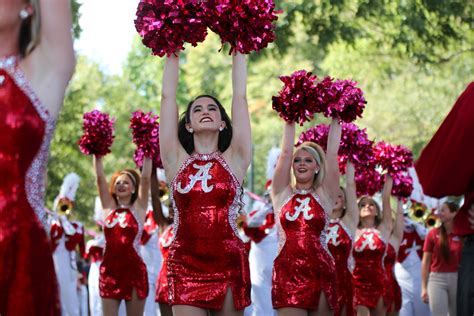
[130,111,163,168]
[391,172,414,198]
[135,0,208,57]
[203,0,279,54]
[315,77,366,123]
[297,123,329,147]
[373,141,413,176]
[298,122,373,174]
[78,110,115,157]
[355,164,383,197]
[272,70,321,125]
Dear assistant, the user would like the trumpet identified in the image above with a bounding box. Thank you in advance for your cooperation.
[409,202,427,222]
[57,197,74,216]
[425,213,440,228]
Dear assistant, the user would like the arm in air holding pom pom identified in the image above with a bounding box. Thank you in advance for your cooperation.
[271,122,295,208]
[159,54,184,181]
[135,157,152,222]
[93,156,114,214]
[391,198,405,253]
[322,118,342,209]
[380,175,394,240]
[342,161,359,233]
[224,52,252,182]
[150,167,167,231]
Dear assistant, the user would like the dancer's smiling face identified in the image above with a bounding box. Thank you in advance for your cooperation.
[292,148,320,184]
[187,97,226,134]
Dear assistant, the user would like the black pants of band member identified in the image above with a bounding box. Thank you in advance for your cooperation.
[457,235,474,316]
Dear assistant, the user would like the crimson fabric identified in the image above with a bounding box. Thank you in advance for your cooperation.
[100,208,148,300]
[272,192,337,310]
[50,220,64,252]
[397,227,424,263]
[87,245,104,263]
[327,219,354,316]
[0,65,60,314]
[65,221,85,256]
[423,227,463,272]
[415,82,474,236]
[167,152,250,310]
[140,209,158,245]
[352,228,387,309]
[243,212,275,243]
[155,224,173,304]
[384,244,402,312]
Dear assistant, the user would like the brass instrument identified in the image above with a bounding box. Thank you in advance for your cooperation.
[57,197,74,216]
[409,202,427,222]
[425,212,441,228]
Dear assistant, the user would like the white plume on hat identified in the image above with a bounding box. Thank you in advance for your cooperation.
[266,147,281,181]
[53,173,80,210]
[408,167,446,210]
[59,173,81,201]
[93,196,104,223]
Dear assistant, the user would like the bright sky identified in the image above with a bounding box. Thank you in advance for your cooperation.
[74,0,138,75]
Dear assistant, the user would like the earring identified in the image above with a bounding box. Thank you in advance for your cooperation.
[219,126,224,131]
[188,128,194,133]
[19,9,29,20]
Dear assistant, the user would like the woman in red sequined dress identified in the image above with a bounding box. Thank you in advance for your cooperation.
[271,118,342,316]
[159,52,251,316]
[0,1,75,315]
[352,176,393,316]
[384,199,404,316]
[94,157,152,315]
[327,161,358,316]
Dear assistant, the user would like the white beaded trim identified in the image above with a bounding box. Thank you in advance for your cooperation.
[0,56,56,229]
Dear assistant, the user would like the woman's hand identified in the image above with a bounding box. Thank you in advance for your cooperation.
[421,288,429,304]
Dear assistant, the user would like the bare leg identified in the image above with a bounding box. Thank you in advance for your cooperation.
[173,305,208,316]
[212,288,244,316]
[356,305,370,316]
[125,289,146,316]
[102,298,120,316]
[278,307,308,316]
[372,297,387,316]
[159,303,173,316]
[312,292,334,316]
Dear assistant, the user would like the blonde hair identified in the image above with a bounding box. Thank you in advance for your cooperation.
[293,141,327,190]
[19,0,41,57]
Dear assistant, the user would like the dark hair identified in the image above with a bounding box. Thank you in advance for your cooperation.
[439,202,459,262]
[109,169,141,206]
[178,95,233,155]
[357,196,382,228]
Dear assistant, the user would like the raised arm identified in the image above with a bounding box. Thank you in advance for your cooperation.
[159,54,181,173]
[393,199,405,244]
[136,157,152,215]
[229,52,252,167]
[150,168,167,229]
[322,118,342,205]
[343,161,359,232]
[272,122,295,197]
[28,0,75,117]
[380,175,394,234]
[93,156,114,210]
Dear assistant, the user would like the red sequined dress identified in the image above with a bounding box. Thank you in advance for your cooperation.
[167,152,250,310]
[155,224,174,304]
[352,228,387,309]
[0,55,60,315]
[272,190,337,310]
[327,218,354,316]
[100,207,148,300]
[384,243,402,312]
